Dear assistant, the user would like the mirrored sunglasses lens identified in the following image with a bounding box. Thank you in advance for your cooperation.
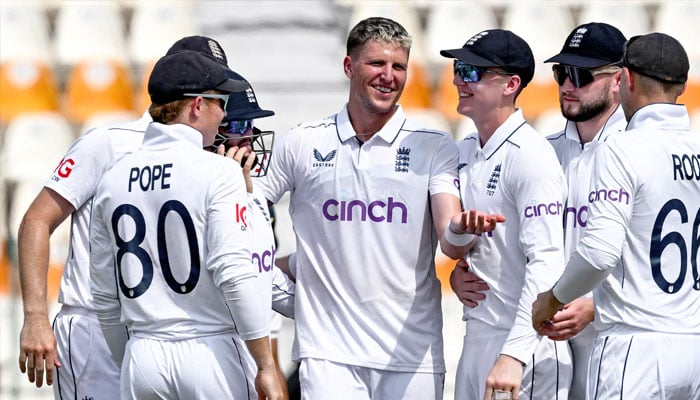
[454,61,481,82]
[225,119,254,135]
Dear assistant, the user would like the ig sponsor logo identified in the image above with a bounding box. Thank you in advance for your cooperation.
[322,197,408,223]
[235,203,248,229]
[53,158,75,179]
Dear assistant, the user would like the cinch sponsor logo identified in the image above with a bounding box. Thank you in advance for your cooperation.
[252,245,275,273]
[524,200,563,218]
[588,187,630,205]
[564,205,588,228]
[313,149,336,167]
[322,197,408,223]
[53,158,75,178]
[672,153,700,181]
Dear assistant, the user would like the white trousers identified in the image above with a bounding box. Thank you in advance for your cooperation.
[300,358,445,400]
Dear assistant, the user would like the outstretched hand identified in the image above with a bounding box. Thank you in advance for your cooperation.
[449,209,505,235]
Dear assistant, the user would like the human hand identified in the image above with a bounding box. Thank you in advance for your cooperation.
[450,259,488,308]
[537,297,594,340]
[484,354,524,400]
[18,316,61,387]
[225,145,256,193]
[531,290,564,334]
[255,367,284,400]
[449,209,505,235]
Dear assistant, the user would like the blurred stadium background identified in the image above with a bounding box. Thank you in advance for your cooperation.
[1,0,699,399]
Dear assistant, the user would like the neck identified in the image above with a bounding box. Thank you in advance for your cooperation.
[347,103,397,141]
[474,106,516,146]
[575,104,619,143]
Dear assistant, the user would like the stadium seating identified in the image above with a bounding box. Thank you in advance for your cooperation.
[128,0,197,68]
[655,0,700,113]
[53,0,128,67]
[423,1,499,69]
[0,60,60,123]
[0,1,53,65]
[63,60,136,124]
[578,1,650,38]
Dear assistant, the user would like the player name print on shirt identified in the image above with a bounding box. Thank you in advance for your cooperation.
[672,153,700,180]
[128,163,173,192]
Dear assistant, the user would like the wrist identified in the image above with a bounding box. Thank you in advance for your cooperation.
[444,224,475,247]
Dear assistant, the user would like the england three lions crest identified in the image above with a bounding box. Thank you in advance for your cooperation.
[395,147,411,173]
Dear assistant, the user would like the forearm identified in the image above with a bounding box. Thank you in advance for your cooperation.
[244,336,277,371]
[552,251,610,304]
[18,218,52,318]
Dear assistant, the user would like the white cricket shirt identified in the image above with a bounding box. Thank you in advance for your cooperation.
[547,105,626,260]
[458,110,567,363]
[558,103,700,335]
[45,113,151,310]
[90,122,270,341]
[257,105,459,373]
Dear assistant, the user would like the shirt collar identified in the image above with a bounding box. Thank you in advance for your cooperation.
[563,104,626,145]
[626,103,690,131]
[336,104,407,144]
[480,109,527,158]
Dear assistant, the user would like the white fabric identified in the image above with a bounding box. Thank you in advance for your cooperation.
[90,122,270,348]
[300,358,445,400]
[588,332,700,399]
[546,105,626,261]
[454,319,571,400]
[444,224,475,247]
[121,335,255,399]
[556,103,700,335]
[44,113,150,310]
[457,109,567,364]
[257,105,458,373]
[52,308,120,400]
[545,106,626,400]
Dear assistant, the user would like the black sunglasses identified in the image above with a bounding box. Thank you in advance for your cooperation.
[552,64,621,88]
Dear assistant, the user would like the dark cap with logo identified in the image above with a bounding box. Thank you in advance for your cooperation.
[166,35,228,66]
[148,50,248,104]
[440,29,535,87]
[222,70,275,122]
[623,32,689,84]
[545,22,626,68]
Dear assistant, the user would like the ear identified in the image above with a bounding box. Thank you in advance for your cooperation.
[189,96,204,118]
[503,74,522,97]
[343,55,353,79]
[624,68,635,92]
[679,81,687,96]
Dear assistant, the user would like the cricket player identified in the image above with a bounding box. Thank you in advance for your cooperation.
[532,32,700,399]
[16,35,231,399]
[440,29,572,400]
[256,17,499,400]
[211,72,295,399]
[543,22,627,400]
[89,50,282,399]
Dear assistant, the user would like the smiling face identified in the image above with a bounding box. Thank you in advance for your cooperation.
[345,40,409,117]
[451,66,513,122]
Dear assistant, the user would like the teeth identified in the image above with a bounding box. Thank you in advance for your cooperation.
[375,86,392,93]
[459,92,472,98]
